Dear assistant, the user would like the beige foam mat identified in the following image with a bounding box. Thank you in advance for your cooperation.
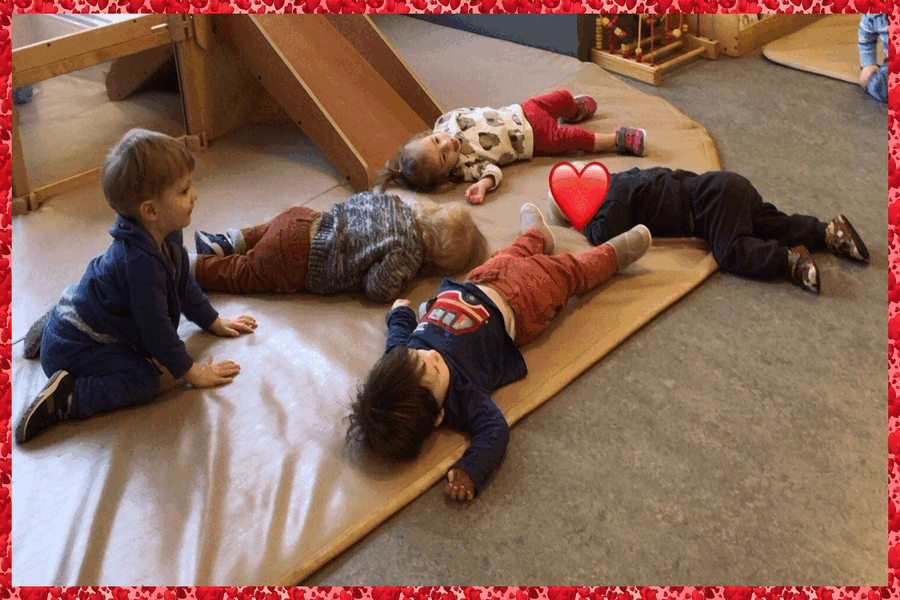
[762,15,883,84]
[12,24,721,585]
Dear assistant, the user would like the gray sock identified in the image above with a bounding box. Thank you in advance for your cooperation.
[228,229,246,255]
[604,225,651,271]
[519,203,556,254]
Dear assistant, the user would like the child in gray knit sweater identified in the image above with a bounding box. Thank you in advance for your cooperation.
[191,192,489,302]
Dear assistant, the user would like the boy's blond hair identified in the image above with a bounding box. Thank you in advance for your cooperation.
[100,128,195,220]
[417,203,489,276]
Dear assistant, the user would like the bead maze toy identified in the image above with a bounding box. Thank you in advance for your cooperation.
[591,15,719,86]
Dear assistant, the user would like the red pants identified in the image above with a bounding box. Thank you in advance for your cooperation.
[521,90,596,155]
[194,206,319,293]
[465,229,617,346]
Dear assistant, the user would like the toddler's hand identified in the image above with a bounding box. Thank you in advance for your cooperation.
[210,314,258,337]
[860,64,879,88]
[465,182,486,205]
[392,299,411,310]
[446,467,475,501]
[184,355,241,388]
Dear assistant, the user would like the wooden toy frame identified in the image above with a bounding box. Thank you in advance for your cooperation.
[11,15,444,215]
[590,14,719,86]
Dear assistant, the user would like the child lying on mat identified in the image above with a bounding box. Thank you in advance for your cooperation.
[376,90,646,205]
[346,203,651,501]
[548,165,870,295]
[17,129,257,444]
[191,192,488,302]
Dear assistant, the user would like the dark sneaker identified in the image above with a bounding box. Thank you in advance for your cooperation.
[788,245,820,294]
[564,94,598,124]
[16,370,75,443]
[616,127,646,157]
[23,307,54,359]
[826,214,869,262]
[194,230,233,257]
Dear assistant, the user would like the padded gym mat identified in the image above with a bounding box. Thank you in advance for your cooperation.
[762,14,883,84]
[12,19,720,585]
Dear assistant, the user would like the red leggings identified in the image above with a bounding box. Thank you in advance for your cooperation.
[465,229,617,346]
[194,206,319,293]
[521,90,596,155]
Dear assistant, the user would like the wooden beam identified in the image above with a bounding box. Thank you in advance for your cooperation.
[325,15,444,125]
[11,102,29,199]
[591,48,661,86]
[105,45,175,101]
[643,40,683,63]
[12,134,204,215]
[12,15,170,87]
[682,33,719,60]
[658,46,706,74]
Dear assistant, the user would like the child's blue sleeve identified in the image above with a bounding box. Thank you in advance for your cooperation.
[127,257,196,378]
[451,391,510,494]
[182,269,219,330]
[859,14,887,67]
[385,306,417,353]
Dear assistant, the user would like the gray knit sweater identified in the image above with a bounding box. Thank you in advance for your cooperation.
[305,192,423,302]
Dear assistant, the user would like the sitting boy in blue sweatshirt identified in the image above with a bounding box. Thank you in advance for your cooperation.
[347,203,651,500]
[16,129,258,443]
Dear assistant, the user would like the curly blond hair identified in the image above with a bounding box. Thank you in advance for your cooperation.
[416,203,489,276]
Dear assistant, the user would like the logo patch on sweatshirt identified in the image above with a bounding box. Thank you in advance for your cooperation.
[423,290,489,336]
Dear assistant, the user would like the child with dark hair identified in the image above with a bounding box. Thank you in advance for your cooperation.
[547,165,870,294]
[376,90,646,205]
[191,193,489,302]
[17,129,257,444]
[347,203,652,501]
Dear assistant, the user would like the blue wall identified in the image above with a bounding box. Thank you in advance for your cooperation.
[411,15,592,61]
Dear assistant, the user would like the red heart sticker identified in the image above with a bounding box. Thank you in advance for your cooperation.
[548,161,611,231]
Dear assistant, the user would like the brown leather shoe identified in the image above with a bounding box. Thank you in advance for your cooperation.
[788,245,820,294]
[826,214,869,262]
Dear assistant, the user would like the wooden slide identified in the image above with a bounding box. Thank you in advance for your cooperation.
[212,15,445,191]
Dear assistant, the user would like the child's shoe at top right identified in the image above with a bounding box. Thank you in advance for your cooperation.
[825,214,869,262]
[195,230,234,257]
[563,94,598,124]
[616,127,646,157]
[788,245,820,294]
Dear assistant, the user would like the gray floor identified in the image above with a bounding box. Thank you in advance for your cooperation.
[304,20,888,585]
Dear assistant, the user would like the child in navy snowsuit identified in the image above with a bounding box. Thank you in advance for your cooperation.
[16,129,258,444]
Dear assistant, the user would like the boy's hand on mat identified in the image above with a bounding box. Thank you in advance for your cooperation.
[184,356,241,388]
[210,315,258,337]
[446,467,475,501]
[392,299,411,310]
[465,180,490,205]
